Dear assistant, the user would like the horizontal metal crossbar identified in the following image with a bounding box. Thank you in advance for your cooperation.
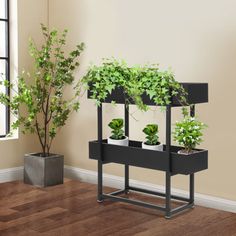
[109,189,127,196]
[129,186,190,202]
[171,202,194,215]
[103,187,194,218]
[103,193,166,212]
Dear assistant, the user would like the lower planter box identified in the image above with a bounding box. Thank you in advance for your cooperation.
[24,153,64,187]
[89,140,208,175]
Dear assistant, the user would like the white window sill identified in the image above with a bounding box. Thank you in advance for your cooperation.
[0,132,19,141]
[0,136,18,141]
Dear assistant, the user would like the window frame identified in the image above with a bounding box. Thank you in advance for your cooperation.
[0,0,10,137]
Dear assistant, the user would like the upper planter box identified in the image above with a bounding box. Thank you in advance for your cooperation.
[87,83,208,106]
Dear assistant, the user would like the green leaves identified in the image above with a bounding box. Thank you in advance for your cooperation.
[143,124,159,145]
[108,118,125,140]
[173,108,207,153]
[0,24,85,156]
[82,58,187,112]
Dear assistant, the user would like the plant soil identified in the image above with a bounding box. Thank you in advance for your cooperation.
[178,149,198,155]
[144,142,161,146]
[109,136,126,140]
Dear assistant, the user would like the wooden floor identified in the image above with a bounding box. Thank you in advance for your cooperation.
[0,180,235,236]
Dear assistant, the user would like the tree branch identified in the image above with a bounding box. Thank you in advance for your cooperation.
[35,118,45,154]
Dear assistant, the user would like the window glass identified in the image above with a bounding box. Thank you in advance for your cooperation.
[0,0,9,137]
[0,0,6,19]
[0,60,7,136]
[0,21,7,57]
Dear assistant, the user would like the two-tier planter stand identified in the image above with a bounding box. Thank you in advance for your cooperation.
[88,83,208,218]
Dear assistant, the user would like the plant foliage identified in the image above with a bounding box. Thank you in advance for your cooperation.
[143,124,159,145]
[108,118,125,140]
[0,24,85,156]
[82,58,187,111]
[173,107,207,153]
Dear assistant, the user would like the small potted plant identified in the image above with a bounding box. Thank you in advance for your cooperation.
[108,118,129,146]
[0,24,85,187]
[173,108,207,155]
[142,124,163,151]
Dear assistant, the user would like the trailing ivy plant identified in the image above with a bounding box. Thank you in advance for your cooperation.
[108,118,125,140]
[0,24,85,157]
[173,107,207,154]
[82,58,187,111]
[142,124,159,145]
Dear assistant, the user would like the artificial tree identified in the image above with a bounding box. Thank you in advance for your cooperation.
[0,24,85,157]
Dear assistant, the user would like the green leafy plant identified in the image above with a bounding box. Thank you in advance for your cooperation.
[0,24,85,156]
[143,124,159,145]
[173,107,207,154]
[108,118,125,140]
[82,58,187,111]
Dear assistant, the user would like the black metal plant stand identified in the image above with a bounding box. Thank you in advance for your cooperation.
[88,83,208,219]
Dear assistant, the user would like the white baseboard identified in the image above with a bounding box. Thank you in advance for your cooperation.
[0,166,23,183]
[64,165,236,213]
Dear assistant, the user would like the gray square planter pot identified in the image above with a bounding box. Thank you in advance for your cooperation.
[24,153,64,187]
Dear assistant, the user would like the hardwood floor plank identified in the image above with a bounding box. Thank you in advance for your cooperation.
[2,188,92,222]
[0,189,46,210]
[11,183,90,212]
[0,181,36,199]
[31,200,118,233]
[0,180,235,236]
[0,207,67,232]
[0,219,52,236]
[133,207,234,236]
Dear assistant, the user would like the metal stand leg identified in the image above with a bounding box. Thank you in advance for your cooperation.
[165,105,172,219]
[124,104,129,194]
[125,165,129,194]
[190,173,194,207]
[97,105,103,203]
[190,105,195,208]
[97,160,103,202]
[165,172,171,219]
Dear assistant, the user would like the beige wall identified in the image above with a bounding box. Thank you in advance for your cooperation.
[49,0,236,201]
[0,0,48,169]
[1,0,236,202]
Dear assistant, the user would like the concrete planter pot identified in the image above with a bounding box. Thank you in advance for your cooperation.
[24,153,64,187]
[142,142,163,151]
[107,136,129,146]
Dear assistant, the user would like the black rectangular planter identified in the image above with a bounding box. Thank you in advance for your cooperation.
[89,140,208,175]
[87,83,208,106]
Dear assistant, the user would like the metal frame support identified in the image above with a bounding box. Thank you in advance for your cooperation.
[97,105,103,202]
[96,103,195,218]
[190,105,195,205]
[124,104,129,193]
[165,105,172,218]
